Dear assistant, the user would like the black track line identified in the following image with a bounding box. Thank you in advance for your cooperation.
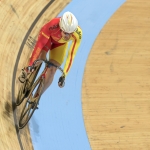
[11,0,55,149]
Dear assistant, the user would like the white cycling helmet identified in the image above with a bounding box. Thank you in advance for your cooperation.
[59,11,78,33]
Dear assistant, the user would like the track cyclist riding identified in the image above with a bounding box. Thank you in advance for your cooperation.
[17,11,82,128]
[20,11,82,94]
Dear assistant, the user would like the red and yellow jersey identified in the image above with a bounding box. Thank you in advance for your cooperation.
[29,17,82,75]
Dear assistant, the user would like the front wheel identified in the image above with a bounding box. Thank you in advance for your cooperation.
[16,64,42,106]
[19,77,44,129]
[16,80,30,106]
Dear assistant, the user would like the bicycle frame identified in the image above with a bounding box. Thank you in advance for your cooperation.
[18,59,65,129]
[31,59,65,96]
[33,59,65,77]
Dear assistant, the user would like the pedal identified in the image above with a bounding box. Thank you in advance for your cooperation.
[27,100,33,104]
[27,100,39,109]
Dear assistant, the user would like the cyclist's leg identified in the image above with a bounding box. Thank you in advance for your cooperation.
[41,42,68,94]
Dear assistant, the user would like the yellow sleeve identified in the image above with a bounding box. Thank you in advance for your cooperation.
[63,27,82,76]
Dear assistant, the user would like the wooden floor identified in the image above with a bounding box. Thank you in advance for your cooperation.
[1,0,150,150]
[82,0,150,149]
[0,0,70,149]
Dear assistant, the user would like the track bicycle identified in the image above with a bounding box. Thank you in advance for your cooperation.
[18,59,65,129]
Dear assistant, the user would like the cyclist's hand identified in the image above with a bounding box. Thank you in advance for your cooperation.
[26,66,35,73]
[58,75,65,88]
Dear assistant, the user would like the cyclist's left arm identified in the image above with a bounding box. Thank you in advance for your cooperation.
[63,27,82,76]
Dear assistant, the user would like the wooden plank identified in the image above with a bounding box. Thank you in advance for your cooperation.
[82,0,150,149]
[0,0,70,149]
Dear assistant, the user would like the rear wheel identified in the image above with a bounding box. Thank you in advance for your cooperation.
[19,77,44,129]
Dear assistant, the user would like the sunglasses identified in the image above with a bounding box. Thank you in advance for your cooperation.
[61,30,73,36]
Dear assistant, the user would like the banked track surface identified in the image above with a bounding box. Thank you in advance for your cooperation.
[82,0,150,149]
[0,0,70,149]
[2,0,150,150]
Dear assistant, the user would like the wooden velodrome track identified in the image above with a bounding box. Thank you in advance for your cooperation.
[0,0,150,150]
[82,0,150,149]
[0,0,70,149]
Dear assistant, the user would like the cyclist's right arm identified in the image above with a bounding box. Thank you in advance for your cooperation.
[28,26,51,67]
[28,18,61,67]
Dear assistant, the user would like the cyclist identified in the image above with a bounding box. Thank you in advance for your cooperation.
[20,11,82,95]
